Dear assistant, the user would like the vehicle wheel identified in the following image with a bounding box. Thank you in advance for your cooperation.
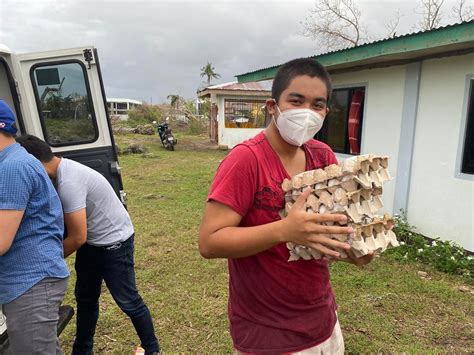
[170,143,174,151]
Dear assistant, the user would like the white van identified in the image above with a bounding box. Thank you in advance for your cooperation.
[0,44,125,352]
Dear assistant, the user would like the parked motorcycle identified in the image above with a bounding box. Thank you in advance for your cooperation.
[156,118,177,151]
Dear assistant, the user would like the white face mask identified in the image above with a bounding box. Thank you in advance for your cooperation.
[273,106,325,146]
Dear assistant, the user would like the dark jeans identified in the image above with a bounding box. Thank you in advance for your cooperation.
[72,235,159,355]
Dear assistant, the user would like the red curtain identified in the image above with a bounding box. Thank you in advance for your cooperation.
[348,90,364,154]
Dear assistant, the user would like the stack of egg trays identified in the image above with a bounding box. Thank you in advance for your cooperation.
[280,154,400,261]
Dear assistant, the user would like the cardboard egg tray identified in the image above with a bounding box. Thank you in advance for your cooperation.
[280,154,400,261]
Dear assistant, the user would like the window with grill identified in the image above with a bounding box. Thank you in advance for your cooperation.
[224,99,268,128]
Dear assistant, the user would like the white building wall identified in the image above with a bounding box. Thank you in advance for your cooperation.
[216,58,473,249]
[331,66,407,216]
[217,95,265,148]
[408,53,474,250]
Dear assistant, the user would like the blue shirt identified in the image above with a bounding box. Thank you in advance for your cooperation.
[0,143,69,304]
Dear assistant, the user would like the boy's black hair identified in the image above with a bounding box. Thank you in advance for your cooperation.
[16,134,55,162]
[271,58,332,104]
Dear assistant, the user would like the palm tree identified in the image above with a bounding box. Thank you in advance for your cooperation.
[200,62,220,84]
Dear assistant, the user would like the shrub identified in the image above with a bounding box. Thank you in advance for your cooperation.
[127,105,164,126]
[187,117,207,135]
[384,210,473,281]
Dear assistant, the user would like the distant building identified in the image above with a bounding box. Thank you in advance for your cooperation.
[107,98,142,120]
[197,81,272,147]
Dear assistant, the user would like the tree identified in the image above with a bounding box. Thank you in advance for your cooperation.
[167,94,183,109]
[303,0,470,52]
[385,10,402,38]
[200,62,221,84]
[417,0,445,30]
[452,0,474,21]
[302,0,368,51]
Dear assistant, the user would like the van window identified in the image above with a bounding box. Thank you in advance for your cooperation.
[31,61,99,146]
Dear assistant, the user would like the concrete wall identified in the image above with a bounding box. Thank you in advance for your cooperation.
[217,95,265,148]
[217,55,473,249]
[332,54,474,250]
[408,53,474,250]
[330,66,407,217]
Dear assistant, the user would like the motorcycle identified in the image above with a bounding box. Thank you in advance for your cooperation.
[156,118,177,151]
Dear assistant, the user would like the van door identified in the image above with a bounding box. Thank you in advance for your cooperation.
[0,49,25,135]
[13,46,125,202]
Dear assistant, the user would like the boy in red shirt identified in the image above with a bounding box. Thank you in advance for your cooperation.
[199,58,374,354]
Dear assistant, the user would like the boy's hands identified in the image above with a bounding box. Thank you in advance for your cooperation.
[335,249,376,266]
[280,188,352,258]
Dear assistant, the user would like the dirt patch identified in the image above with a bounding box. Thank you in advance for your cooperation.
[176,137,221,152]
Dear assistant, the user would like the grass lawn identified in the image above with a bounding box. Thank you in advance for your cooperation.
[61,133,474,354]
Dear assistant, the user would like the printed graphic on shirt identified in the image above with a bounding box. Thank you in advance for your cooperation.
[254,182,284,212]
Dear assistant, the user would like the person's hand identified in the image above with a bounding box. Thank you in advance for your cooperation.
[280,188,352,258]
[336,249,376,266]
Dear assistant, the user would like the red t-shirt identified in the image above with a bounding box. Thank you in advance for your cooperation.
[208,132,339,354]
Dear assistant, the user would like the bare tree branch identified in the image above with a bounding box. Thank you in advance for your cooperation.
[452,0,474,21]
[302,0,367,51]
[385,10,402,38]
[417,0,446,30]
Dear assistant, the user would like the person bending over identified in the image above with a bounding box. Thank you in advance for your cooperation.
[17,134,160,355]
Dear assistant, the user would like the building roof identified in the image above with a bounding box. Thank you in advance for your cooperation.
[197,80,272,98]
[107,98,142,105]
[199,80,272,91]
[237,20,474,83]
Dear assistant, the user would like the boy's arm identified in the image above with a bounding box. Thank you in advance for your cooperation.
[0,162,33,256]
[57,178,88,257]
[199,188,353,259]
[0,210,24,256]
[63,208,87,257]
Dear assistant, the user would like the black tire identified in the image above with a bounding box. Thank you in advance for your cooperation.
[170,143,174,151]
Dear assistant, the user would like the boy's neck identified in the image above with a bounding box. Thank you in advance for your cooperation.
[43,156,62,180]
[265,123,302,160]
[0,135,16,151]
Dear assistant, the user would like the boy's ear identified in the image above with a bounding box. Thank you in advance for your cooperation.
[266,98,277,115]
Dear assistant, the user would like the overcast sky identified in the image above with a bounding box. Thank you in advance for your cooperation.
[0,0,469,103]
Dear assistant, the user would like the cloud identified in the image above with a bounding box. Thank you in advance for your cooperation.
[0,0,465,103]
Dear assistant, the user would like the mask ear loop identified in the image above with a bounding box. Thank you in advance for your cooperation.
[272,103,282,129]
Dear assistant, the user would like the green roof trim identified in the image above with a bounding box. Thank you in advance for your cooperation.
[237,21,474,83]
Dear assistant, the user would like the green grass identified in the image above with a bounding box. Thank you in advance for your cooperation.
[60,134,474,353]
